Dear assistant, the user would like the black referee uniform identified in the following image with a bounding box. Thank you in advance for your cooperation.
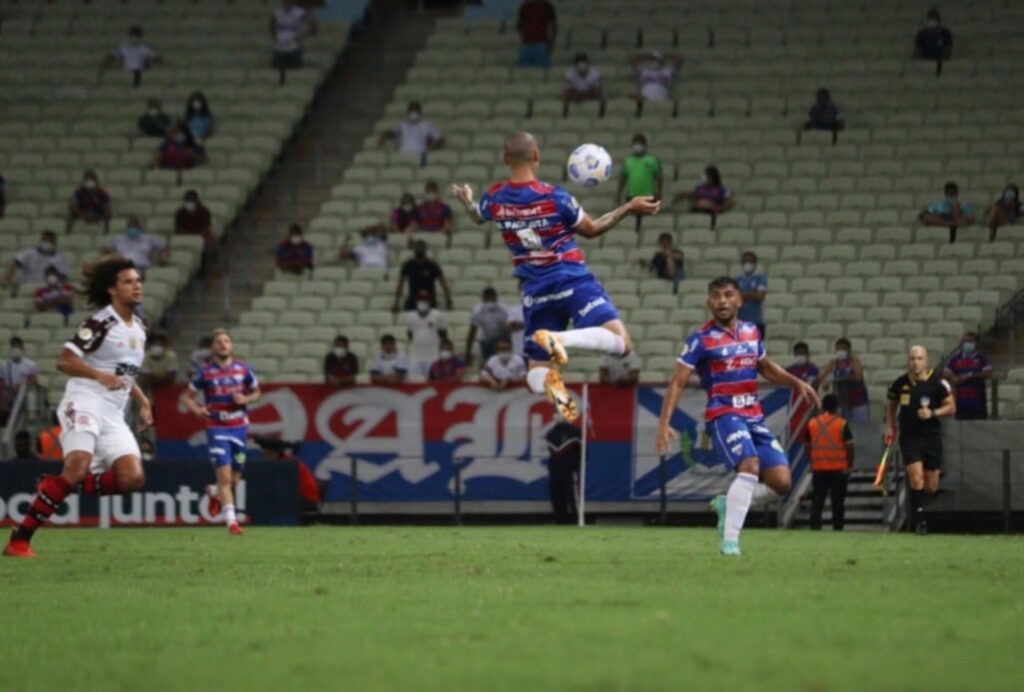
[886,369,953,531]
[545,421,581,524]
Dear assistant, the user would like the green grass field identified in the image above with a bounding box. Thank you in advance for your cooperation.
[1,526,1021,692]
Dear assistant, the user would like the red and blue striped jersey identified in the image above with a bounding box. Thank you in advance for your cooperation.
[678,320,766,422]
[189,359,258,429]
[476,180,591,284]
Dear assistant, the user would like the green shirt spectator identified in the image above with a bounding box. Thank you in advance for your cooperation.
[617,133,662,202]
[138,97,171,138]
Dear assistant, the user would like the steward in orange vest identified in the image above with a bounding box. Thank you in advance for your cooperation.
[37,412,63,461]
[805,394,854,530]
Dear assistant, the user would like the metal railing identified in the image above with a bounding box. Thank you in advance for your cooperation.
[994,285,1024,370]
[1,382,49,459]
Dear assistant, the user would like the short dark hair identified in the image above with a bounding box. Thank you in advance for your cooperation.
[380,334,395,344]
[835,337,851,349]
[573,52,589,63]
[82,255,137,308]
[289,223,303,235]
[407,100,421,112]
[708,276,739,293]
[657,232,673,243]
[821,394,839,413]
[424,180,439,192]
[15,430,31,443]
[944,181,958,195]
[41,230,56,242]
[10,336,24,348]
[184,189,199,201]
[793,341,809,353]
[964,331,979,341]
[496,337,512,348]
[816,88,831,101]
[335,335,349,345]
[482,287,497,298]
[926,8,940,21]
[632,132,647,145]
[705,166,722,187]
[129,25,143,36]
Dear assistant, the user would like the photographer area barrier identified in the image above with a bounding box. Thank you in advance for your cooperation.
[154,383,796,512]
[0,460,300,528]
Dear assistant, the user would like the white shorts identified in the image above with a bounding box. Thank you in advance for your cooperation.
[57,396,140,472]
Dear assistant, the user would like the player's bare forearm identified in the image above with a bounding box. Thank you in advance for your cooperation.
[884,400,897,429]
[658,365,690,427]
[130,383,150,408]
[757,358,798,387]
[245,388,262,405]
[578,197,659,239]
[451,184,485,224]
[57,348,105,381]
[935,398,956,418]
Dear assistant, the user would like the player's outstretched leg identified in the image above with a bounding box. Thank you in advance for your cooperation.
[526,363,578,422]
[532,319,632,367]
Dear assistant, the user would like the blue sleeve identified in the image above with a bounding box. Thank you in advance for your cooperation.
[244,365,258,389]
[190,369,205,392]
[476,190,493,222]
[555,187,585,229]
[757,338,767,361]
[678,332,703,370]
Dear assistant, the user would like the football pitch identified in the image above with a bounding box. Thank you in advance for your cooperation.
[1,526,1021,692]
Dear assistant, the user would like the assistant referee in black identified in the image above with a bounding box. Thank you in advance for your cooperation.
[885,345,956,535]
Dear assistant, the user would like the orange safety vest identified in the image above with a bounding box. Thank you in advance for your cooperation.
[38,425,63,461]
[807,413,849,472]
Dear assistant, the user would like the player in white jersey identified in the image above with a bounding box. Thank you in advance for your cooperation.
[5,255,153,558]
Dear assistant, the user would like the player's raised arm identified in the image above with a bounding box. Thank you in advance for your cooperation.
[575,196,660,238]
[757,357,821,408]
[656,361,693,455]
[451,184,485,225]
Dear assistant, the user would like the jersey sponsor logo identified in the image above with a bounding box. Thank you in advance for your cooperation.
[490,201,558,220]
[115,362,141,377]
[725,430,750,444]
[577,297,607,317]
[522,287,574,308]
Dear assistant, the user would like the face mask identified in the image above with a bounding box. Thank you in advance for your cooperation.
[835,350,849,360]
[333,347,347,358]
[439,350,453,360]
[414,250,426,259]
[962,342,977,354]
[141,452,155,462]
[290,235,302,245]
[576,61,588,72]
[927,19,939,28]
[408,111,421,123]
[10,348,23,361]
[632,144,646,155]
[149,345,165,358]
[424,192,438,202]
[46,274,58,286]
[84,179,97,189]
[793,355,807,365]
[126,226,141,238]
[39,241,55,254]
[402,203,415,212]
[148,108,160,117]
[192,100,203,110]
[1004,190,1016,202]
[416,301,430,313]
[184,200,197,212]
[742,262,756,274]
[364,235,380,246]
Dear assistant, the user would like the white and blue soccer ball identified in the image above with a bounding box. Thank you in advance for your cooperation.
[567,143,613,187]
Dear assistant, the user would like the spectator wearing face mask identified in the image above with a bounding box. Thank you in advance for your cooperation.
[271,0,317,84]
[648,232,684,283]
[736,251,767,338]
[139,438,157,463]
[66,170,111,233]
[563,52,603,105]
[816,338,870,424]
[629,50,683,103]
[786,342,820,386]
[184,91,215,142]
[405,289,449,381]
[481,338,527,390]
[516,0,557,68]
[984,183,1021,243]
[324,335,359,387]
[913,8,953,61]
[33,267,75,321]
[415,181,453,236]
[138,97,171,138]
[175,189,215,272]
[139,332,179,393]
[276,223,314,275]
[379,101,444,157]
[188,336,213,380]
[153,121,206,170]
[393,241,452,313]
[465,287,510,365]
[105,25,160,87]
[617,133,663,205]
[390,193,419,236]
[673,165,735,229]
[943,331,993,420]
[1,337,38,424]
[428,339,466,383]
[919,180,975,244]
[104,216,168,274]
[370,334,408,386]
[804,88,844,133]
[2,230,70,288]
[340,224,389,270]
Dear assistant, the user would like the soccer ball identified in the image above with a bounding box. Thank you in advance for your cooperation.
[567,144,613,187]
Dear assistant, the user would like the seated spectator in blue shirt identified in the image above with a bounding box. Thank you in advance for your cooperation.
[804,88,844,132]
[919,181,975,244]
[786,341,820,387]
[184,91,215,141]
[914,9,953,61]
[943,331,992,420]
[736,250,768,338]
[276,223,314,275]
[985,183,1021,243]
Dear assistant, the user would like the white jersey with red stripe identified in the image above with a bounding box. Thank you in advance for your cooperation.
[62,305,147,414]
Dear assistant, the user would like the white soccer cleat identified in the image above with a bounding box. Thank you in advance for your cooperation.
[544,369,578,422]
[532,330,569,366]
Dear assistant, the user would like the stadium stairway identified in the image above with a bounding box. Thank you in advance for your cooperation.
[169,0,455,349]
[790,470,898,532]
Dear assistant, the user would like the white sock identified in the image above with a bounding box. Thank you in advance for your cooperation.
[555,328,625,355]
[224,504,237,525]
[526,366,550,394]
[723,472,758,542]
[750,483,779,508]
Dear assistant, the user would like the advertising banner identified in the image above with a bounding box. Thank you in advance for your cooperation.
[155,384,798,506]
